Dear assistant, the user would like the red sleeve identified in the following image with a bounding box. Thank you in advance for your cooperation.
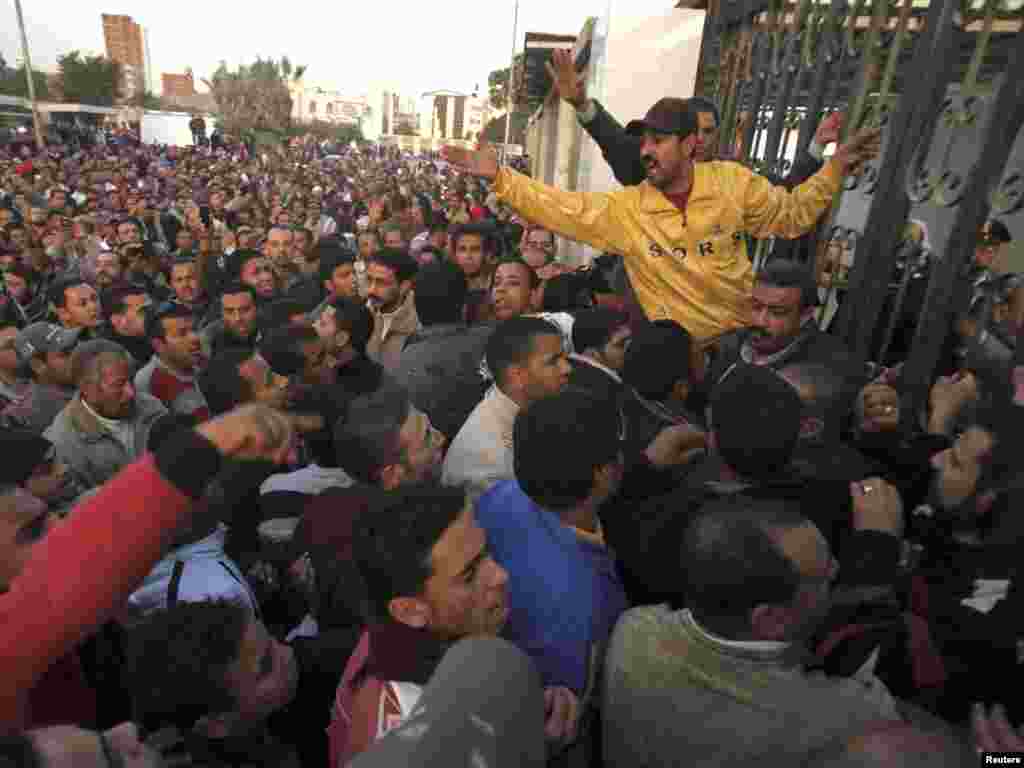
[0,455,193,728]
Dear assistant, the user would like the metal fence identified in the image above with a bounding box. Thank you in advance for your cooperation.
[696,0,1023,414]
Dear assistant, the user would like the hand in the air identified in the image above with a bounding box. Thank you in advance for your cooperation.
[545,49,587,109]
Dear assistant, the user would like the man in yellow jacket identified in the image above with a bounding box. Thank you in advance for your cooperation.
[446,98,879,344]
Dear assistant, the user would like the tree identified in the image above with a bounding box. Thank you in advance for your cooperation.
[57,51,120,106]
[202,57,305,138]
[0,64,50,101]
[488,53,525,112]
[483,111,529,146]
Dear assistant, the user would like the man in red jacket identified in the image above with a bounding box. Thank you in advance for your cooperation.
[0,402,309,729]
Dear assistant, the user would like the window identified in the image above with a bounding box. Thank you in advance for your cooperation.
[309,101,317,114]
[326,103,333,115]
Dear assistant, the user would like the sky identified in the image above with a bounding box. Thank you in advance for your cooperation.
[1,0,612,98]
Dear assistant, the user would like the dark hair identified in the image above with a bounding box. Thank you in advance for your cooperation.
[318,244,356,285]
[493,256,540,289]
[258,323,319,377]
[486,316,561,388]
[515,389,622,511]
[450,222,499,258]
[327,297,374,354]
[689,96,721,126]
[571,308,630,354]
[333,381,411,483]
[623,320,692,400]
[541,271,592,312]
[353,483,467,622]
[48,276,88,309]
[368,247,418,284]
[682,496,807,628]
[756,259,819,309]
[126,599,250,730]
[414,261,468,325]
[257,299,308,334]
[0,733,41,768]
[147,412,196,452]
[710,363,804,480]
[145,301,195,341]
[198,348,256,415]
[226,249,263,282]
[219,281,257,305]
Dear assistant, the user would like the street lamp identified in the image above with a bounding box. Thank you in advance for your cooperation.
[12,0,45,150]
[502,0,520,157]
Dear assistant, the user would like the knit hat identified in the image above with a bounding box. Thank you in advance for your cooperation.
[0,429,54,485]
[710,363,803,480]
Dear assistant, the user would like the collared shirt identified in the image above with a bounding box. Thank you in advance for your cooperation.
[79,397,136,455]
[442,385,520,500]
[739,321,816,367]
[680,608,790,655]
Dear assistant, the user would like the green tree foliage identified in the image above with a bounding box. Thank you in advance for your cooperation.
[482,110,530,146]
[0,63,50,100]
[202,57,305,137]
[488,53,526,112]
[57,51,120,106]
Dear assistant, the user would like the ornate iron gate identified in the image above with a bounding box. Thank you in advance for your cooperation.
[696,0,1024,414]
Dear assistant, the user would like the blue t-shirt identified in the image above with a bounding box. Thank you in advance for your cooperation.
[476,480,628,694]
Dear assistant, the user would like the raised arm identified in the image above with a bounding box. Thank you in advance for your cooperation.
[443,144,635,258]
[0,405,310,728]
[740,127,880,239]
[546,49,646,187]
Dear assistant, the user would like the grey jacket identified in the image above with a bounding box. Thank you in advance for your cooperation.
[44,393,167,490]
[603,606,900,767]
[393,323,493,440]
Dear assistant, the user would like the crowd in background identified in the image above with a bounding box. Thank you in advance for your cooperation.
[1,58,1024,767]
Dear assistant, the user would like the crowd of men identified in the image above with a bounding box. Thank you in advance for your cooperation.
[1,47,1024,767]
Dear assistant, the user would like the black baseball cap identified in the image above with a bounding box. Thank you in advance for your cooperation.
[626,98,695,137]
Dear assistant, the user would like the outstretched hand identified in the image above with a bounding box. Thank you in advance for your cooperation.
[545,49,587,109]
[196,404,323,464]
[814,111,844,147]
[832,127,882,176]
[442,143,499,181]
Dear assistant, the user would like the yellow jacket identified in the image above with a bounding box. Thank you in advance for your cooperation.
[494,160,843,342]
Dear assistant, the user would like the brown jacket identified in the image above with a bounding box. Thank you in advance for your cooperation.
[366,293,421,374]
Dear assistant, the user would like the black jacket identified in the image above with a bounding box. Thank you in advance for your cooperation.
[707,325,866,437]
[599,454,902,608]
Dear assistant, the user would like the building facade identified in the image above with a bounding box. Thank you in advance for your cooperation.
[418,90,489,142]
[101,13,150,101]
[162,72,196,101]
